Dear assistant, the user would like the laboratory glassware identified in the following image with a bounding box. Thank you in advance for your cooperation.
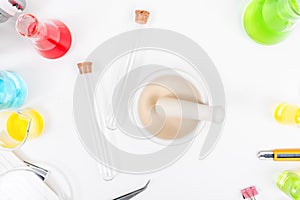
[277,170,300,200]
[73,28,226,175]
[77,62,115,181]
[244,0,300,45]
[106,10,151,130]
[0,108,44,150]
[274,103,300,126]
[16,14,72,59]
[0,0,25,23]
[0,70,27,110]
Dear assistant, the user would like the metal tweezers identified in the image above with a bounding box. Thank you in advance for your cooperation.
[113,180,150,200]
[24,161,49,181]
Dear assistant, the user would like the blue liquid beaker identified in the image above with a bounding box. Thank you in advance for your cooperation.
[0,71,27,110]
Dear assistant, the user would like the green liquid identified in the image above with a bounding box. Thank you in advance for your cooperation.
[244,0,300,45]
[277,171,300,200]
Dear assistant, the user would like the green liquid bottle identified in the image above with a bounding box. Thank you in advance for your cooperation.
[244,0,300,45]
[277,171,300,200]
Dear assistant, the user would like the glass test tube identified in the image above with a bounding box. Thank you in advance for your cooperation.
[77,62,115,181]
[106,10,151,130]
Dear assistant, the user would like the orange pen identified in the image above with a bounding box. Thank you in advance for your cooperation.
[258,149,300,161]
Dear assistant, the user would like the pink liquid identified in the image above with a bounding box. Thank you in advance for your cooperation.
[34,20,72,59]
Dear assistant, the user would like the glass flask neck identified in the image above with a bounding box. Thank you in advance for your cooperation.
[267,0,300,32]
[16,14,44,38]
[289,0,300,15]
[280,0,300,20]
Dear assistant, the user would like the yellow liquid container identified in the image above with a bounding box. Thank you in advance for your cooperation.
[274,103,300,125]
[0,108,44,149]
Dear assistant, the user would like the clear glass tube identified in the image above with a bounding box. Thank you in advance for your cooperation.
[77,62,115,181]
[106,10,150,130]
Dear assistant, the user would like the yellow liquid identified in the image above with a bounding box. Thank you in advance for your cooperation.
[274,103,300,125]
[6,108,44,142]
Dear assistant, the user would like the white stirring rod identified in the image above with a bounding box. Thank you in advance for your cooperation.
[156,97,224,122]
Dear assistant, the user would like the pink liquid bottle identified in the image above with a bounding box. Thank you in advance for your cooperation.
[16,14,72,59]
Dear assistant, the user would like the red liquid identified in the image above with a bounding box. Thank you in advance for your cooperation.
[34,20,72,59]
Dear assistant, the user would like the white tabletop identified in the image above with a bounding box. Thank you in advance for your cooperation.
[1,0,300,199]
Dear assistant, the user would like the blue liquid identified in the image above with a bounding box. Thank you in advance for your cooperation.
[0,71,27,110]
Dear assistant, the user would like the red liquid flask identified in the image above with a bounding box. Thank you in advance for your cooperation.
[16,14,72,59]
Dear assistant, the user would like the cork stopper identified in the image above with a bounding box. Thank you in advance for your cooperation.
[77,62,92,74]
[135,10,150,24]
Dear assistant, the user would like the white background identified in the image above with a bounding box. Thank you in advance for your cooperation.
[1,0,300,199]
